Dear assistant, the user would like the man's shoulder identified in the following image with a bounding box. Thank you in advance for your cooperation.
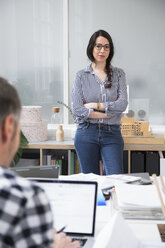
[0,166,43,199]
[0,167,53,247]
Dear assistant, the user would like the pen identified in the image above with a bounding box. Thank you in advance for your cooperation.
[57,226,66,233]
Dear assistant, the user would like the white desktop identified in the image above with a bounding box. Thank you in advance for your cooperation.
[58,173,165,247]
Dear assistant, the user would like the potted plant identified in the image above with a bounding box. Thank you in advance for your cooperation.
[12,131,28,166]
[57,101,76,121]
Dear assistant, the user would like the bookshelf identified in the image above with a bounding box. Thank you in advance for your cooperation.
[22,140,76,175]
[22,136,165,174]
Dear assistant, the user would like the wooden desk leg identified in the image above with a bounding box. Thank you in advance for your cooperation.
[40,148,43,166]
[128,150,131,174]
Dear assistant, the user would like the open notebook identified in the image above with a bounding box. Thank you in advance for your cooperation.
[30,179,98,248]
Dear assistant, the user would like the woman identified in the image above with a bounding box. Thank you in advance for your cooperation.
[71,30,128,175]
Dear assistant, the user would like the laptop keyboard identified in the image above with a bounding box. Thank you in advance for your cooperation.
[72,238,87,247]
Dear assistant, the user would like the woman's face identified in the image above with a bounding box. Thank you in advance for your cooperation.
[93,36,110,63]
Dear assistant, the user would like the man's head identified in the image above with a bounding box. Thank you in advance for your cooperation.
[0,77,21,167]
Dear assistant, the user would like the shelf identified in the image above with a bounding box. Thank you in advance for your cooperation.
[23,139,165,151]
[22,136,165,174]
[123,134,164,145]
[22,140,75,150]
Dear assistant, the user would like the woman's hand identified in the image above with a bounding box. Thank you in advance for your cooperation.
[84,102,105,112]
[84,96,119,111]
[84,102,96,109]
[54,230,80,248]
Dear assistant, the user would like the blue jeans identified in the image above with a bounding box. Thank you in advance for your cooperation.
[74,122,124,175]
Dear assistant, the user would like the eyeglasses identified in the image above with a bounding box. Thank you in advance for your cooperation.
[95,43,110,51]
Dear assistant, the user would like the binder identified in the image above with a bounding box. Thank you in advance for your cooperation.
[62,155,68,175]
[123,151,128,173]
[131,152,144,173]
[146,151,159,176]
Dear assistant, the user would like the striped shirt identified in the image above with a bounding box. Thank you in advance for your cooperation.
[0,166,54,248]
[71,64,128,125]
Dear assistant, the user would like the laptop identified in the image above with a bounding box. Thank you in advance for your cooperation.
[126,172,152,185]
[10,165,59,179]
[31,179,98,247]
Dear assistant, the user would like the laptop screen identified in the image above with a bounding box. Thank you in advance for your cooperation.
[34,179,97,236]
[10,166,59,179]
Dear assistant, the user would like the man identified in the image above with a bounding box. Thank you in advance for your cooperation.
[0,77,80,248]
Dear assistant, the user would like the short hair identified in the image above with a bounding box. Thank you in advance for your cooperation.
[0,77,21,126]
[87,29,114,64]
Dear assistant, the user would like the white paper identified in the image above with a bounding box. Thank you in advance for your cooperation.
[59,173,115,190]
[142,243,165,248]
[115,182,165,208]
[93,212,140,248]
[59,173,100,181]
[106,174,141,182]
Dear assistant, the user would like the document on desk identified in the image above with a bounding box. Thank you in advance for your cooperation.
[60,173,100,181]
[115,183,165,220]
[60,173,141,190]
[115,183,165,208]
[93,212,165,248]
[60,173,115,190]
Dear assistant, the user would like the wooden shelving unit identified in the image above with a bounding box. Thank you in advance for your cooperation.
[22,135,165,174]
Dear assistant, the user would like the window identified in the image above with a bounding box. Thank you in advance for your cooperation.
[0,0,165,125]
[0,0,64,122]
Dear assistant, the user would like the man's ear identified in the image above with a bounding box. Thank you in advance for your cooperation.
[1,115,15,143]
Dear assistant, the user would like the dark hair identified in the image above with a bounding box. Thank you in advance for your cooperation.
[0,77,21,126]
[87,29,114,82]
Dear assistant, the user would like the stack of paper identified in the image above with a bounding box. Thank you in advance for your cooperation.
[115,183,165,220]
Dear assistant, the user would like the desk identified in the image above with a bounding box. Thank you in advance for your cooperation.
[59,174,165,245]
[96,201,163,244]
[128,220,161,243]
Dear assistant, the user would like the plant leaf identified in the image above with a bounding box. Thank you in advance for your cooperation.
[13,147,23,166]
[20,131,28,146]
[12,131,28,166]
[57,100,76,120]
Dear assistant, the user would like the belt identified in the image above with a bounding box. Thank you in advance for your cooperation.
[90,123,106,127]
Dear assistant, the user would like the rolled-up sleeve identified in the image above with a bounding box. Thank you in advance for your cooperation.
[71,72,93,122]
[103,69,128,116]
